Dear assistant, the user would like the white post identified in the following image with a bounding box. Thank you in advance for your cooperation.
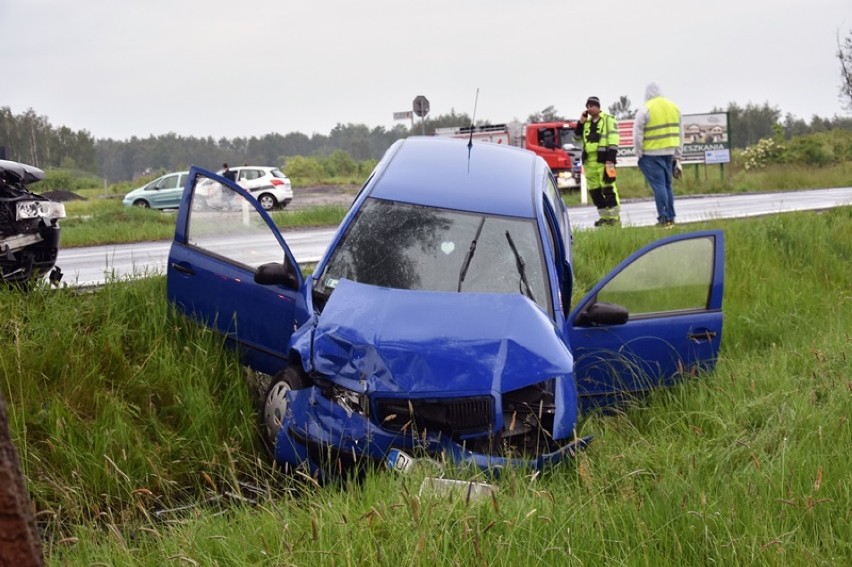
[580,165,588,205]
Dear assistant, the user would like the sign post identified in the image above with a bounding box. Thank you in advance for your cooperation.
[412,95,430,135]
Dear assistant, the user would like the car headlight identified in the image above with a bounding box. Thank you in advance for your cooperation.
[16,200,66,221]
[317,380,369,418]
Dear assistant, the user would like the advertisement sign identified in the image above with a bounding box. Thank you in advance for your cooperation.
[615,112,730,166]
[705,149,731,164]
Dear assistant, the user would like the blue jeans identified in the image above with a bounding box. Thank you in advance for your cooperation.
[638,155,675,223]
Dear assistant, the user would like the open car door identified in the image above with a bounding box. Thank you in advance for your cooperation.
[167,166,309,376]
[568,230,724,409]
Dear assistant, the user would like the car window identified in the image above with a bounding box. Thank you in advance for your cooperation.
[186,174,286,269]
[317,197,552,314]
[178,174,188,188]
[542,174,567,240]
[596,236,715,317]
[160,175,179,190]
[271,169,287,179]
[240,169,263,181]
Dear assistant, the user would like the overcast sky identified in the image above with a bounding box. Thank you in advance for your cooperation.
[3,0,850,141]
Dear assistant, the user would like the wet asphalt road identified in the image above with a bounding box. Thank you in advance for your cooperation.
[56,187,852,287]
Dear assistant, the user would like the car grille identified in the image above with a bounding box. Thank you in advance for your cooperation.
[374,396,494,435]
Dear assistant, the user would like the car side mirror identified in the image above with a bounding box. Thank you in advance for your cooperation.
[254,260,299,290]
[573,301,629,327]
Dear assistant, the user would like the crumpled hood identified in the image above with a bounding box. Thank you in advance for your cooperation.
[305,279,574,395]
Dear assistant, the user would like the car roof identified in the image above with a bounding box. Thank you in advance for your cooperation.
[368,136,544,218]
[228,166,279,170]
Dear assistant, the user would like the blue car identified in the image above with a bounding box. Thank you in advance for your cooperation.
[167,136,724,474]
[123,171,190,210]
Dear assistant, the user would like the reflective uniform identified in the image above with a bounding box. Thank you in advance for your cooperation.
[576,112,620,224]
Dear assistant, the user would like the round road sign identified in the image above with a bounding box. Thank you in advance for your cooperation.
[412,95,430,118]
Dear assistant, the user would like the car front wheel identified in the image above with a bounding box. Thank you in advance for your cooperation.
[257,193,278,211]
[133,200,150,208]
[261,366,311,458]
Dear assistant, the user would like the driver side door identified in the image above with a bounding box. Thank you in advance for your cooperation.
[167,166,309,376]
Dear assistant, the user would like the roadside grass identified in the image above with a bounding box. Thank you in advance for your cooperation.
[267,204,351,229]
[59,205,180,247]
[2,208,850,564]
[59,202,351,248]
[562,160,852,206]
[56,161,851,248]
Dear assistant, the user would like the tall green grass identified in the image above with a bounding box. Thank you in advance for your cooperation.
[2,208,850,565]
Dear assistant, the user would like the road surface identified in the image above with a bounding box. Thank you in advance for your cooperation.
[56,187,852,287]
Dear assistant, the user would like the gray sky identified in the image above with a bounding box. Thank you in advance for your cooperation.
[3,0,850,141]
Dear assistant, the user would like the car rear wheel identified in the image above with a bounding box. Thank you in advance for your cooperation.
[257,193,278,211]
[260,366,312,458]
[133,199,150,208]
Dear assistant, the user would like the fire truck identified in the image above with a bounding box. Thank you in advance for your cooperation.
[434,121,583,190]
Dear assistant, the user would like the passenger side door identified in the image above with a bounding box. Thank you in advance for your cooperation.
[568,230,724,409]
[167,167,309,375]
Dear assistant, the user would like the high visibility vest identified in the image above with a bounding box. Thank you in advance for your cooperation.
[642,97,681,151]
[582,112,620,157]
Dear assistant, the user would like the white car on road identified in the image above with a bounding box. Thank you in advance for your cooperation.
[197,166,293,211]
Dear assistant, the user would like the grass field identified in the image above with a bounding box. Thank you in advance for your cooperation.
[2,207,850,565]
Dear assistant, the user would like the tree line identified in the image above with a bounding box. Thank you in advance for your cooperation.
[1,101,851,184]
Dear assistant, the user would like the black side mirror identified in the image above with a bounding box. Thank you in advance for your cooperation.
[254,260,299,290]
[574,301,629,327]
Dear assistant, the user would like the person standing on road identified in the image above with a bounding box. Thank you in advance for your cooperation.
[574,96,621,227]
[633,82,683,228]
[222,163,237,183]
[219,163,240,210]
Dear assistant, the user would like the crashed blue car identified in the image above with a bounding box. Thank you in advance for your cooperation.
[167,136,724,473]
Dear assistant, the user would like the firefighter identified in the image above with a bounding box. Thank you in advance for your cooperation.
[575,96,620,227]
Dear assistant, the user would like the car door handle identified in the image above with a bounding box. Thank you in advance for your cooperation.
[171,262,195,276]
[688,329,717,341]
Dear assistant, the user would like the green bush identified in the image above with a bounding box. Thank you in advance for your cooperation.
[743,129,852,169]
[322,149,357,177]
[37,168,103,193]
[740,138,785,170]
[284,155,325,182]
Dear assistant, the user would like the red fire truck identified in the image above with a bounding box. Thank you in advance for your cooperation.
[434,121,582,190]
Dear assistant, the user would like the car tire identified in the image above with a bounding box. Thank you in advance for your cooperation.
[257,193,278,211]
[133,200,150,208]
[260,366,312,458]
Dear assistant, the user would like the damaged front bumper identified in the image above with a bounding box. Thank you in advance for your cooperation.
[0,222,63,284]
[274,385,589,475]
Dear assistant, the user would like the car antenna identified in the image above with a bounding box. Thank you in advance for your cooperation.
[467,87,479,169]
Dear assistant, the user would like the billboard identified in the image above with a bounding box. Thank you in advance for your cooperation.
[615,112,730,166]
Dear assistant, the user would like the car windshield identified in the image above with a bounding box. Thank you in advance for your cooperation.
[316,197,552,314]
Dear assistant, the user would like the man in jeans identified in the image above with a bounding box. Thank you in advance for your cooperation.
[633,82,683,227]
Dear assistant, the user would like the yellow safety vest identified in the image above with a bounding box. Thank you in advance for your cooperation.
[582,112,620,162]
[642,97,681,151]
